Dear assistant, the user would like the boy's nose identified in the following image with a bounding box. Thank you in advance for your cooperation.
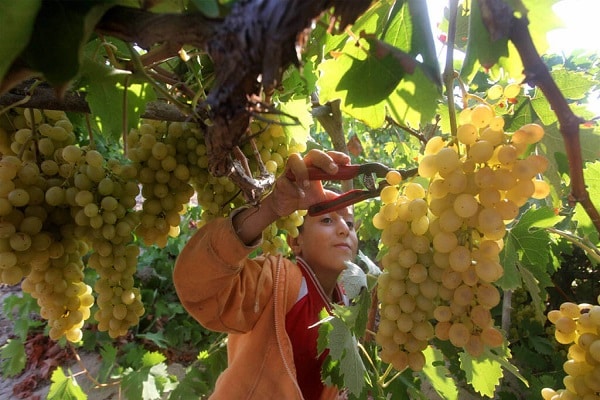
[336,217,350,235]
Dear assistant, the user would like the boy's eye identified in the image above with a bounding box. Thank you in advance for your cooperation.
[346,221,355,229]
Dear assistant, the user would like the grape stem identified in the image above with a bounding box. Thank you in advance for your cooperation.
[442,0,459,144]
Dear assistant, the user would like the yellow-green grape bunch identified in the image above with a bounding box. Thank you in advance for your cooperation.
[58,144,144,339]
[0,108,96,342]
[416,104,549,356]
[89,244,144,338]
[541,296,600,400]
[373,180,437,372]
[21,227,93,342]
[127,120,198,247]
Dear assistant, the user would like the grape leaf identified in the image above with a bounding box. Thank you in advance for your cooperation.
[498,206,563,290]
[98,343,118,383]
[142,351,166,367]
[460,0,509,83]
[421,346,459,400]
[0,0,41,84]
[386,66,441,129]
[341,261,368,299]
[0,338,26,377]
[550,69,596,101]
[318,315,368,397]
[79,54,157,140]
[20,1,113,87]
[459,350,504,398]
[190,0,220,17]
[168,367,211,399]
[122,366,161,400]
[573,161,600,244]
[462,0,561,83]
[518,263,545,322]
[47,368,86,400]
[498,232,521,290]
[280,98,312,148]
[317,0,441,129]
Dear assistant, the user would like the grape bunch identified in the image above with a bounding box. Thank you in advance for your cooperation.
[374,180,437,372]
[0,109,99,341]
[0,107,144,340]
[373,102,550,369]
[126,120,199,248]
[542,296,600,400]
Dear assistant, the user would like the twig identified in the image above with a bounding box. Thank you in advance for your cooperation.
[384,116,428,145]
[68,344,120,389]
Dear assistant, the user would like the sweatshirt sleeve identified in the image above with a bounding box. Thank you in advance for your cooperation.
[173,216,275,334]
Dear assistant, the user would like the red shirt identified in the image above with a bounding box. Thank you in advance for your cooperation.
[285,258,346,400]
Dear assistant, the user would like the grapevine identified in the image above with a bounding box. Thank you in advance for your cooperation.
[373,97,550,370]
[0,106,317,343]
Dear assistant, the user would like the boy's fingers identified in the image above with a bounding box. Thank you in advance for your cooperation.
[285,153,309,188]
[304,149,346,173]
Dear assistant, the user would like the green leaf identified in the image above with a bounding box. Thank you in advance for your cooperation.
[421,346,459,400]
[318,316,368,397]
[280,98,312,148]
[518,263,545,322]
[190,0,220,17]
[80,54,156,140]
[574,161,600,244]
[540,123,600,199]
[137,332,169,349]
[98,343,118,383]
[142,351,167,367]
[550,69,595,101]
[0,0,42,83]
[460,1,509,83]
[335,49,405,107]
[47,368,86,400]
[0,338,26,377]
[459,350,504,398]
[498,231,521,289]
[20,1,113,87]
[386,65,441,128]
[341,261,368,299]
[381,0,441,88]
[168,367,211,399]
[122,366,161,400]
[498,206,563,290]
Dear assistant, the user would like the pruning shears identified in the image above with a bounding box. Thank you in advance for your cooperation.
[286,162,417,216]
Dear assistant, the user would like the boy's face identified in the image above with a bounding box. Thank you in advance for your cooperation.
[292,206,358,275]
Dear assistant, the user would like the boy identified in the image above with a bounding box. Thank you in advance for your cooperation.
[174,149,358,399]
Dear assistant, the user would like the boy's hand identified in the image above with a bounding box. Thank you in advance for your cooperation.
[266,149,351,217]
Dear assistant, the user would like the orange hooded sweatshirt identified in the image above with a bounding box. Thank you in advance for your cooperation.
[173,216,342,400]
